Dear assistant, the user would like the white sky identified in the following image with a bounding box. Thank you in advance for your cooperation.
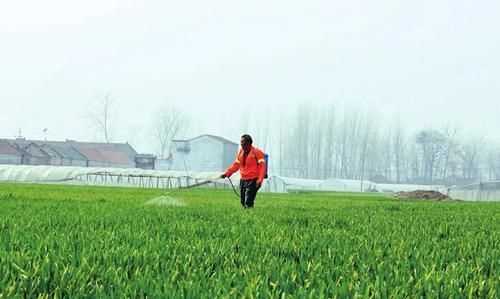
[1,0,500,152]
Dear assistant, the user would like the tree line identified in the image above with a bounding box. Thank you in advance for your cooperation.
[91,97,499,186]
[246,103,499,186]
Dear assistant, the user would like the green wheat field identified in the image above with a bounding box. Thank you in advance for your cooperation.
[0,183,499,298]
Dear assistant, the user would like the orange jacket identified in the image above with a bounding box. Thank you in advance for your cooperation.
[224,146,266,183]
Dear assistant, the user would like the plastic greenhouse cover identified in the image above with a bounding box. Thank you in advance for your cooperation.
[0,164,230,183]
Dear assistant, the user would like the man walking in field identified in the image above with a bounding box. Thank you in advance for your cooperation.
[220,134,266,208]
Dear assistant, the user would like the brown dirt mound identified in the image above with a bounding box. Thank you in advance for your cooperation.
[395,190,450,201]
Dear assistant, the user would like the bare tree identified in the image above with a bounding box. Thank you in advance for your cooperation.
[390,118,407,183]
[334,109,360,179]
[359,116,374,190]
[291,103,312,178]
[378,127,392,182]
[309,104,324,179]
[338,114,349,178]
[154,106,189,159]
[486,146,500,180]
[416,129,446,183]
[88,93,114,143]
[278,113,285,176]
[439,126,459,182]
[458,137,483,181]
[255,108,271,151]
[408,142,421,181]
[322,104,336,179]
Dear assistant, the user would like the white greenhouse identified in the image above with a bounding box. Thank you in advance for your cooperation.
[0,164,231,189]
[2,164,499,201]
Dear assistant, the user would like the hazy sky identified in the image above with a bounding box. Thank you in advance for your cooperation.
[1,0,500,152]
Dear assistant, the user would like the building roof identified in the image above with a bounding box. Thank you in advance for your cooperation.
[135,154,156,159]
[172,134,238,145]
[4,138,138,165]
[22,143,50,159]
[68,141,137,165]
[38,144,63,158]
[0,140,23,156]
[7,141,50,159]
[10,139,87,161]
[39,142,88,161]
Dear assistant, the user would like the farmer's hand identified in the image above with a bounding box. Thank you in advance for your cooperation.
[220,173,227,179]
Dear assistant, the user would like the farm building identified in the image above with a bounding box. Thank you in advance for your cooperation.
[69,141,137,168]
[7,138,88,167]
[0,140,23,165]
[161,134,239,172]
[135,154,157,170]
[18,142,51,165]
[1,138,154,169]
[39,141,88,167]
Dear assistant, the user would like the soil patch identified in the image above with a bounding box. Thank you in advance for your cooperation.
[395,190,451,201]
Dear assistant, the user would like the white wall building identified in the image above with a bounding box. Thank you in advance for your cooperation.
[160,135,239,172]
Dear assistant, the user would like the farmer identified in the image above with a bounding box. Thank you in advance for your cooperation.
[220,134,266,208]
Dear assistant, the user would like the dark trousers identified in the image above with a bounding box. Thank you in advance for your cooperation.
[240,179,259,208]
